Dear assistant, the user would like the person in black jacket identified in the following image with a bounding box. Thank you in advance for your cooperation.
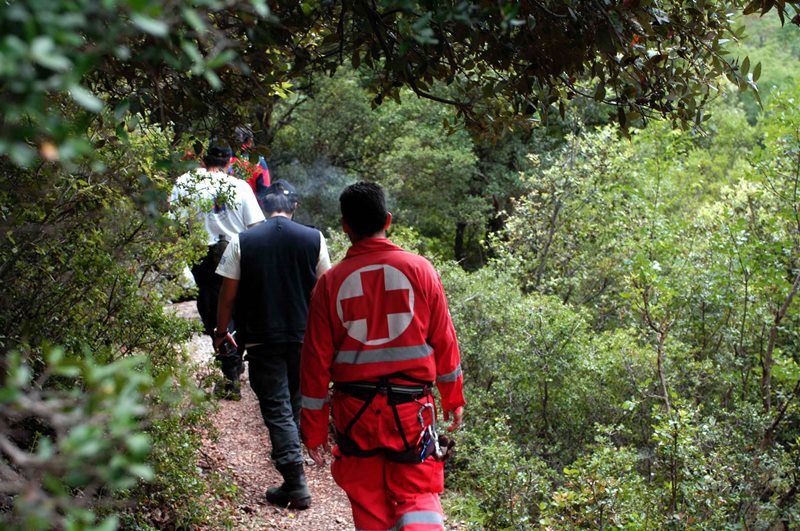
[214,180,331,509]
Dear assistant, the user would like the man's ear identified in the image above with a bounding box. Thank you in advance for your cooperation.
[383,212,392,231]
[341,217,352,235]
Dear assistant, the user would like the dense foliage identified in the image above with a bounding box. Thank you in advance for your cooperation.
[269,16,800,528]
[442,89,800,526]
[2,0,800,529]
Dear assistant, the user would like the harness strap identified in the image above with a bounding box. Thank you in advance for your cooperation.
[343,390,376,436]
[335,429,436,464]
[335,373,436,464]
[393,400,411,451]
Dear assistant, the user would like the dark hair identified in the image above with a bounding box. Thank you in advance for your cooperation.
[203,144,232,169]
[263,193,296,215]
[263,180,298,214]
[233,126,254,147]
[340,182,387,237]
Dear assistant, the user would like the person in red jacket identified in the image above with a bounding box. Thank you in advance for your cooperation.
[300,182,465,531]
[228,127,271,212]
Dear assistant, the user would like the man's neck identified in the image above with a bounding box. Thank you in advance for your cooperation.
[350,230,386,243]
[270,212,293,220]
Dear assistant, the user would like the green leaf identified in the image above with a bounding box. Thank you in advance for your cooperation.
[94,516,120,531]
[204,69,222,90]
[131,14,168,37]
[250,0,269,17]
[69,85,103,112]
[46,347,65,365]
[54,364,82,378]
[182,8,206,33]
[206,50,236,70]
[593,82,606,101]
[126,433,151,456]
[113,99,130,122]
[30,36,71,71]
[128,463,155,481]
[181,41,203,69]
[9,142,36,166]
[741,56,750,76]
[11,360,32,388]
[752,61,761,82]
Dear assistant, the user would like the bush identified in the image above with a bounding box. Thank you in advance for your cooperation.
[0,349,159,529]
[0,122,233,528]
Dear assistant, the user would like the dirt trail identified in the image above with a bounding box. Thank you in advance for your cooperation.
[169,301,353,530]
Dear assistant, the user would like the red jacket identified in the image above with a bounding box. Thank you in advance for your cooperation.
[300,237,465,449]
[228,156,270,194]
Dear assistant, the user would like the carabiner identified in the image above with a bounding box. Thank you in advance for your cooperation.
[417,402,436,430]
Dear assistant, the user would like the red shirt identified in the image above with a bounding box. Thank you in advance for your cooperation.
[228,156,270,195]
[300,237,465,448]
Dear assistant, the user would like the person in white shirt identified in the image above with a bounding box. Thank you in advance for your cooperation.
[170,145,265,398]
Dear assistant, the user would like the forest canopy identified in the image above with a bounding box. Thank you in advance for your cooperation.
[3,0,800,166]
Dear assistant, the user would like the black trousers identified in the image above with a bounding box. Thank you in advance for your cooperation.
[190,245,244,382]
[246,343,303,468]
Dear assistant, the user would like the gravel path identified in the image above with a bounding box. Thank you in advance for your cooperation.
[168,301,353,530]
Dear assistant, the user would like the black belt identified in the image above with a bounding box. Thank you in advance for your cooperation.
[335,380,432,405]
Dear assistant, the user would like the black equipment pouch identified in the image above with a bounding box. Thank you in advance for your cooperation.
[208,234,229,269]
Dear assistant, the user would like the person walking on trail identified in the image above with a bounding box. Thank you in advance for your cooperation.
[228,126,272,213]
[300,182,465,531]
[170,144,265,399]
[214,179,331,510]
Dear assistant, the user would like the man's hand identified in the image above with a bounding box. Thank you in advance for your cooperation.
[306,443,330,466]
[443,406,464,432]
[213,330,237,352]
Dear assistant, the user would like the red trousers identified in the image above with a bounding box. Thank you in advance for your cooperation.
[331,392,445,531]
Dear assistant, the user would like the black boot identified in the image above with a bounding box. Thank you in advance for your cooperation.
[266,462,311,509]
[213,378,241,400]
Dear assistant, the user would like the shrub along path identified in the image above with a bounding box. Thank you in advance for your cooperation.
[172,301,353,530]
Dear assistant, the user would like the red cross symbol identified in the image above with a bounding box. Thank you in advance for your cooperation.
[340,268,411,342]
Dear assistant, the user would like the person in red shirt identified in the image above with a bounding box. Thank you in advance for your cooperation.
[229,127,271,212]
[300,182,465,531]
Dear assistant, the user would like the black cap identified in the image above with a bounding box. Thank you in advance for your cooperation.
[207,145,233,159]
[266,179,298,202]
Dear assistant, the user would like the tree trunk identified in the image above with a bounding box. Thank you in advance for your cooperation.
[533,199,561,289]
[761,270,800,413]
[657,331,671,413]
[454,221,467,264]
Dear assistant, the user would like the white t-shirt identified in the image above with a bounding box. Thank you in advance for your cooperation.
[216,230,332,281]
[170,168,265,245]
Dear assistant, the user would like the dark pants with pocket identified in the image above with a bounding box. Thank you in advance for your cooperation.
[246,343,303,468]
[190,243,244,382]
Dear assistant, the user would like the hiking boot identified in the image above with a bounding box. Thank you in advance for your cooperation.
[266,463,311,509]
[213,379,241,401]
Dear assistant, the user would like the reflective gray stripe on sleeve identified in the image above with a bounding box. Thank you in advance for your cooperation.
[437,364,462,383]
[334,344,433,365]
[395,510,444,529]
[301,395,327,410]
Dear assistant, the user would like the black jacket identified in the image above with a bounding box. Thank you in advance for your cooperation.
[235,216,321,344]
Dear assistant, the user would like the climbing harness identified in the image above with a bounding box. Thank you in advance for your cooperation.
[334,373,440,464]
